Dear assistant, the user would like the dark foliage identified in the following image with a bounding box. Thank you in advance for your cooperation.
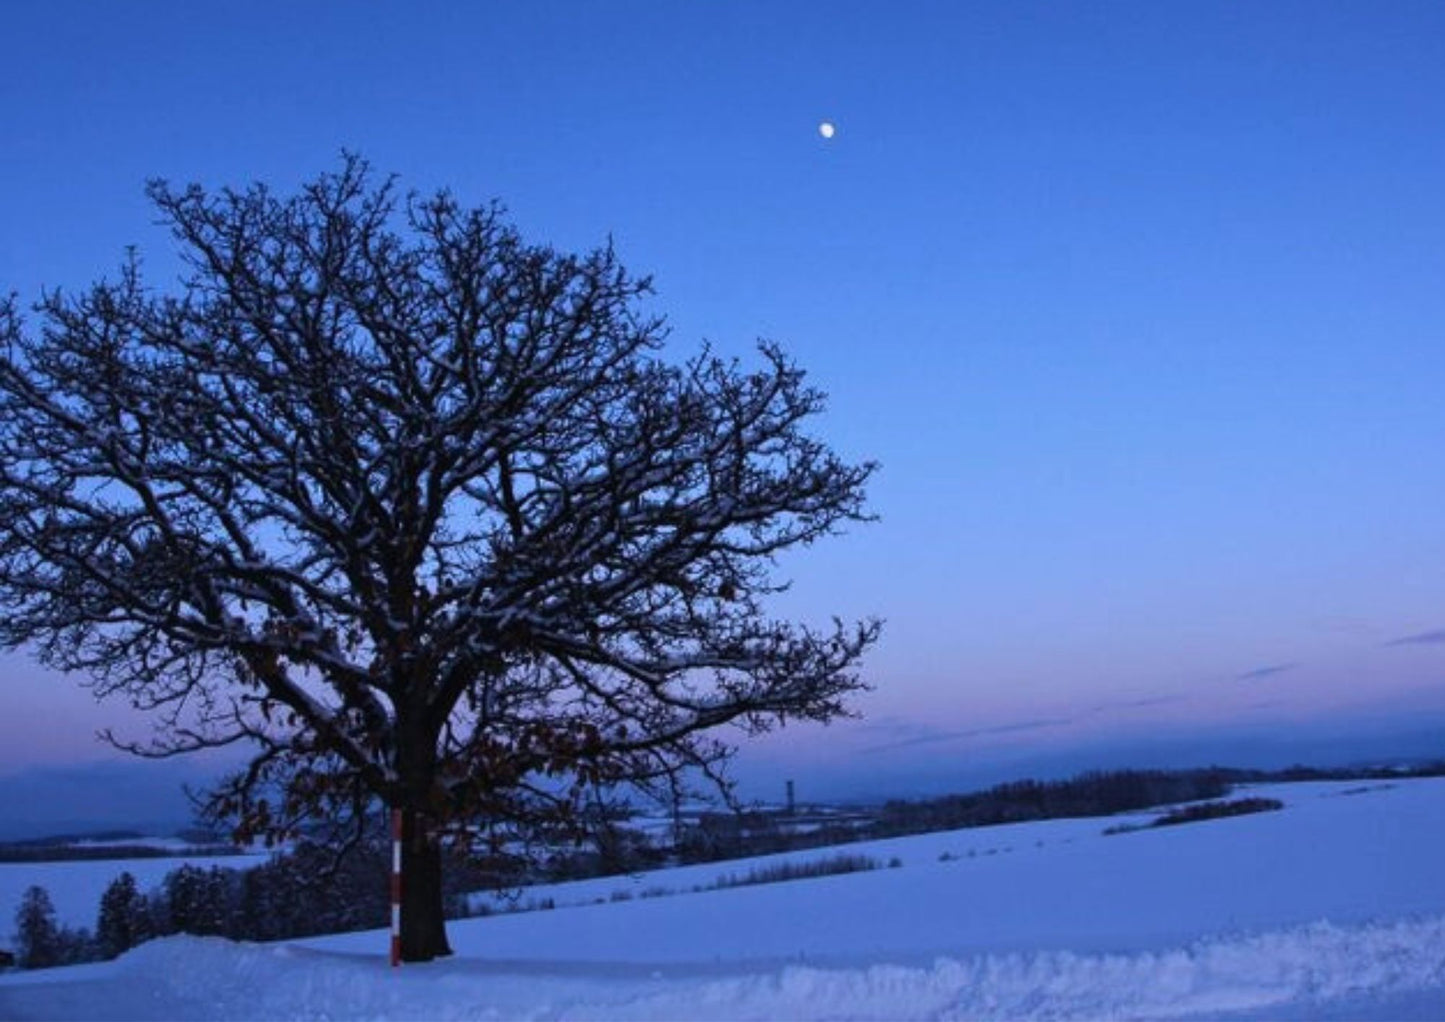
[160,864,238,937]
[1151,797,1284,827]
[871,769,1236,838]
[14,886,62,969]
[1104,796,1286,835]
[708,853,881,890]
[14,886,90,969]
[154,832,484,945]
[96,871,152,960]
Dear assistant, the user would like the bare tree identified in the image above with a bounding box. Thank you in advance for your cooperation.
[0,156,879,961]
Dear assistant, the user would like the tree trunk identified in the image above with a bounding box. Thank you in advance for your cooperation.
[398,807,452,962]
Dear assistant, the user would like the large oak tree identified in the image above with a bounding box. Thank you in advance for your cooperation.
[0,157,879,960]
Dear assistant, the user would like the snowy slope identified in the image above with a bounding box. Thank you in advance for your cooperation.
[383,779,1445,966]
[2,778,1444,1020]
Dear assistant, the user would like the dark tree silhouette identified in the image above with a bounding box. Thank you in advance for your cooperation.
[15,886,62,969]
[96,871,151,959]
[0,157,879,960]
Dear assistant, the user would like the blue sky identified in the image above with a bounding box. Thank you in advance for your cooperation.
[4,2,1445,810]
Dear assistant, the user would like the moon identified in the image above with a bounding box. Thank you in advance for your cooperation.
[818,121,836,139]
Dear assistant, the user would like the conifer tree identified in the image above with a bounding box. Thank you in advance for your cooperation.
[15,886,62,969]
[96,872,151,959]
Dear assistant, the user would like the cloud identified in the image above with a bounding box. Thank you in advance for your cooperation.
[1385,629,1445,647]
[858,693,1197,757]
[1088,694,1187,714]
[1235,663,1297,682]
[1244,699,1285,712]
[861,716,1075,754]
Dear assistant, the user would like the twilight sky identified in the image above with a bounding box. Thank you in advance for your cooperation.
[3,2,1445,812]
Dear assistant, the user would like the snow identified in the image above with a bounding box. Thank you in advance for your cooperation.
[2,778,1444,1020]
[464,779,1444,959]
[5,916,1445,1020]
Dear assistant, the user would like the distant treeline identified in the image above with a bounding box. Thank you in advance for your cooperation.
[669,761,1445,863]
[868,761,1445,838]
[1104,796,1286,835]
[1151,796,1285,827]
[1,829,149,847]
[870,769,1233,837]
[0,844,243,864]
[0,828,242,864]
[660,768,1241,864]
[1223,761,1445,784]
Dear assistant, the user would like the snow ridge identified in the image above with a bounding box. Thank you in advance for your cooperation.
[559,917,1445,1020]
[8,914,1442,1021]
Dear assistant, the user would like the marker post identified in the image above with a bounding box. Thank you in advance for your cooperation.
[390,808,403,967]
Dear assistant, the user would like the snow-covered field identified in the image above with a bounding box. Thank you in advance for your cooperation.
[4,778,1445,1020]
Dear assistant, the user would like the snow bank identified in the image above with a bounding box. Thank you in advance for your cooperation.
[4,915,1445,1020]
[563,916,1445,1020]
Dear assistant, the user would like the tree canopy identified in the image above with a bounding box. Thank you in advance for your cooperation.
[0,156,879,958]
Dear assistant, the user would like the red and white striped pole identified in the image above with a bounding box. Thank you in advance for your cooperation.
[390,808,403,968]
